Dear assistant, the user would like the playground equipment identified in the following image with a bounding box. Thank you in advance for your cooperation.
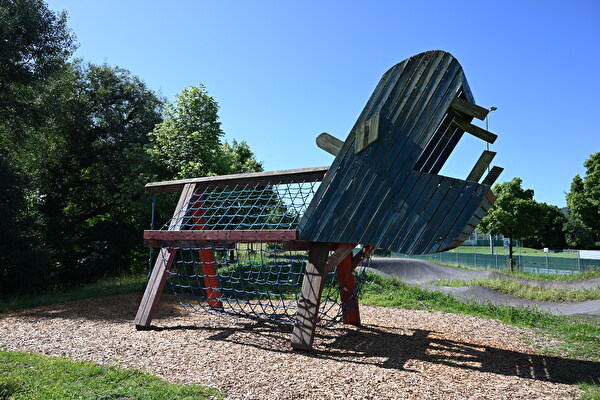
[135,50,503,350]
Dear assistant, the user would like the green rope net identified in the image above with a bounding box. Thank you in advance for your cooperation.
[149,181,368,325]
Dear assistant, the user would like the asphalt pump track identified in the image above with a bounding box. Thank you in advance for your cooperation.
[367,258,600,317]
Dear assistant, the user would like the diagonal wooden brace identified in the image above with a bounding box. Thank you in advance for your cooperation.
[135,183,197,329]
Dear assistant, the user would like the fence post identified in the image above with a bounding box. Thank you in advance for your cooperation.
[546,252,549,273]
[578,251,582,272]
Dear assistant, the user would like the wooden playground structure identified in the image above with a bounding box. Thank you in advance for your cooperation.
[135,50,503,350]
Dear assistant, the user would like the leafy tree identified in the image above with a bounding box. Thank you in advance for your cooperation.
[148,85,262,179]
[566,153,600,248]
[524,203,567,249]
[32,62,164,284]
[0,0,75,144]
[479,178,541,271]
[564,210,597,249]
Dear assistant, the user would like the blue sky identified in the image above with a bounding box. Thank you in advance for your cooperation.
[45,0,599,207]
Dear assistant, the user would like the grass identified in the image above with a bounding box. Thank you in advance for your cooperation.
[0,350,222,400]
[430,260,600,281]
[448,245,580,258]
[430,278,600,302]
[0,274,148,313]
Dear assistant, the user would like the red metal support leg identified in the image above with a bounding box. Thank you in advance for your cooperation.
[198,248,223,309]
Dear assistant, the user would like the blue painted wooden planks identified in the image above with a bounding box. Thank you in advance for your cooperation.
[298,50,502,254]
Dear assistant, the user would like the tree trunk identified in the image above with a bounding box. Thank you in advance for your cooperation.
[509,237,514,272]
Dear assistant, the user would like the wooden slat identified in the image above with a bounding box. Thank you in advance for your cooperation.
[316,132,344,156]
[466,150,496,182]
[308,53,458,244]
[481,166,504,186]
[453,117,497,144]
[143,229,298,244]
[323,58,465,246]
[450,97,489,120]
[145,166,329,194]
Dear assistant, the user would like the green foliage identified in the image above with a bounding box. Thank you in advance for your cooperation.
[479,178,540,241]
[0,350,223,399]
[525,202,567,249]
[0,0,75,142]
[566,153,600,248]
[149,85,262,179]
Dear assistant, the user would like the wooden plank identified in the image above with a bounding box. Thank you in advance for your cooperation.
[481,166,504,186]
[327,59,464,246]
[453,117,497,144]
[322,243,355,274]
[311,53,457,244]
[134,183,197,328]
[143,229,298,245]
[336,253,360,325]
[298,52,430,238]
[466,150,496,182]
[316,132,344,156]
[450,97,489,120]
[291,243,329,351]
[145,166,329,194]
[187,192,224,309]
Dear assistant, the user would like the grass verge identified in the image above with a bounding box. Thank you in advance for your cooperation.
[429,260,600,281]
[430,278,600,302]
[0,350,222,400]
[0,274,147,313]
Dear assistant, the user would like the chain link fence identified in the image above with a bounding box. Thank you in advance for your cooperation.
[391,245,600,275]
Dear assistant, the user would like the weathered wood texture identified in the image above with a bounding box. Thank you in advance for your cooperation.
[143,230,298,247]
[145,166,329,194]
[316,132,344,156]
[291,243,330,350]
[134,183,197,328]
[298,50,501,254]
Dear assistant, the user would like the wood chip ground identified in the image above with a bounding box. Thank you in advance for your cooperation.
[0,293,587,399]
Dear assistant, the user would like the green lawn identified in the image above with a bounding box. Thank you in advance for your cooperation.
[0,350,222,400]
[448,246,579,258]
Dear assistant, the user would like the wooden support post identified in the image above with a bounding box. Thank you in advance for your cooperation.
[197,248,223,309]
[336,253,360,325]
[135,183,197,329]
[291,243,330,350]
[188,191,224,310]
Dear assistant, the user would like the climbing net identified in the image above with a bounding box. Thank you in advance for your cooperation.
[148,180,368,325]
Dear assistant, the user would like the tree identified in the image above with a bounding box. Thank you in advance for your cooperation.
[148,85,262,179]
[566,153,600,248]
[0,0,75,143]
[32,62,165,283]
[479,178,542,271]
[524,203,567,249]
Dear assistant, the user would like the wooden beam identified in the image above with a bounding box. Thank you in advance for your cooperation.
[143,229,298,245]
[135,183,197,328]
[292,242,330,350]
[145,166,330,194]
[453,117,497,144]
[450,97,489,120]
[336,253,360,326]
[481,166,504,186]
[466,150,496,182]
[316,132,344,156]
[321,243,355,275]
